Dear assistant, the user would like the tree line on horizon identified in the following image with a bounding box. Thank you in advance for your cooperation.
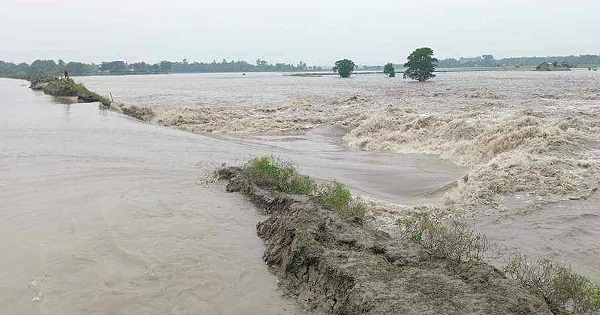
[438,54,600,68]
[0,59,324,77]
[1,54,600,78]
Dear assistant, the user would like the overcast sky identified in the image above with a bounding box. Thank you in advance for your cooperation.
[1,0,599,66]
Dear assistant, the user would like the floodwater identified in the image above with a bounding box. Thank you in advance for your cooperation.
[0,78,464,313]
[477,193,600,282]
[79,71,600,282]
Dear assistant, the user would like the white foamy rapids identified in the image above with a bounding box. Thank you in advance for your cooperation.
[346,108,600,210]
[150,96,374,134]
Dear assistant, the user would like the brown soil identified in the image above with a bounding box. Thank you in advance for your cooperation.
[218,167,554,315]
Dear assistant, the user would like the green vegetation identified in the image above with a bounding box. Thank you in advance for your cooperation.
[504,254,600,315]
[41,78,111,106]
[0,59,322,77]
[383,63,395,77]
[397,213,494,265]
[238,156,365,220]
[403,47,438,82]
[397,213,600,314]
[333,59,356,78]
[243,156,316,195]
[315,181,366,219]
[438,54,600,68]
[2,54,600,79]
[536,61,575,71]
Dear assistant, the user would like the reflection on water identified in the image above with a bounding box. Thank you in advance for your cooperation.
[50,96,78,105]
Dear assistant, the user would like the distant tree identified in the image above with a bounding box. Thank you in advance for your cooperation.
[333,59,356,78]
[131,62,150,73]
[28,60,60,76]
[403,47,438,82]
[383,63,395,77]
[66,62,93,75]
[481,55,497,67]
[159,61,173,73]
[99,61,127,74]
[297,61,307,70]
[552,61,559,67]
[560,61,574,68]
[57,59,66,71]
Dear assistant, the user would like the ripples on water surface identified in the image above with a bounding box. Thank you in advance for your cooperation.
[80,71,600,282]
[2,70,599,312]
[0,77,469,313]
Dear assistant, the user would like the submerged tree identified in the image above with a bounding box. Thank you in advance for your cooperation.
[383,63,395,77]
[333,59,356,78]
[403,47,438,82]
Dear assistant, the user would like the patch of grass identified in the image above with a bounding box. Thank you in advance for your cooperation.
[43,79,111,106]
[243,156,316,195]
[315,181,366,220]
[504,254,600,315]
[396,213,496,264]
[238,156,365,220]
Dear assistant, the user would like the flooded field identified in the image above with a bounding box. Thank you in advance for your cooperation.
[79,71,600,281]
[2,70,600,312]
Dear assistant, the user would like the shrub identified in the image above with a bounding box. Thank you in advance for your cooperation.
[243,156,316,195]
[396,213,495,264]
[238,157,365,220]
[315,181,366,219]
[504,254,600,315]
[383,63,395,77]
[398,213,600,314]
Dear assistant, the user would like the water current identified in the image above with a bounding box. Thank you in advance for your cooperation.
[0,78,464,313]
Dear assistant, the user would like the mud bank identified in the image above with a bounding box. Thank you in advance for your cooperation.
[28,77,112,106]
[217,167,553,315]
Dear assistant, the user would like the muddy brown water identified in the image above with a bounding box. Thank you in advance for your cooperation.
[79,71,600,283]
[0,78,464,313]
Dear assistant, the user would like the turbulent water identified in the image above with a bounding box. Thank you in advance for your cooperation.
[0,78,466,313]
[79,71,600,281]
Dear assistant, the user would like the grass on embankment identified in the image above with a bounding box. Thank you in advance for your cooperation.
[230,156,600,315]
[42,79,111,106]
[398,213,600,315]
[239,156,366,220]
[28,76,111,106]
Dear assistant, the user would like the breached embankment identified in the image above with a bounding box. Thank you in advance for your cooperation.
[31,75,600,216]
[345,108,600,211]
[127,95,373,134]
[125,98,600,216]
[216,164,553,315]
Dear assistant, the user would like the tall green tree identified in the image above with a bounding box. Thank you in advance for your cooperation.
[383,63,395,77]
[403,48,438,82]
[333,59,356,78]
